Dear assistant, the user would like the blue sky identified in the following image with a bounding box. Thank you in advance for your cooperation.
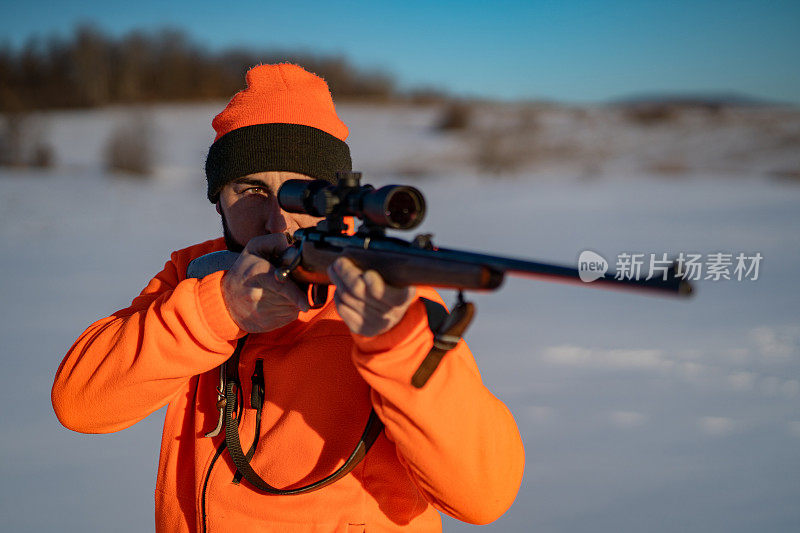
[2,0,799,104]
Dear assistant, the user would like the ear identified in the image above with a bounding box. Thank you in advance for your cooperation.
[215,201,222,215]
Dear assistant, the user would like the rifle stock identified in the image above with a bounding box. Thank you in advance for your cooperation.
[292,240,504,290]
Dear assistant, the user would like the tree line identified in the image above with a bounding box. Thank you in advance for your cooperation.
[0,25,442,112]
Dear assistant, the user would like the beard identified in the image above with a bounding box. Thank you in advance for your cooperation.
[220,212,245,253]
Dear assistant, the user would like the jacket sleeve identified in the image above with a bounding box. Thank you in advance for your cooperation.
[52,248,245,434]
[350,289,525,525]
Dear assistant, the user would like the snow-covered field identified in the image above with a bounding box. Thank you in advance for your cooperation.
[1,102,799,532]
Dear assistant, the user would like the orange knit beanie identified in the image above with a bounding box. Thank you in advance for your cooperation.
[205,63,352,202]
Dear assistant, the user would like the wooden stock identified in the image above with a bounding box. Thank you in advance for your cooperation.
[290,242,505,290]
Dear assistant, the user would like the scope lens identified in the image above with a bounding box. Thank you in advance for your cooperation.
[385,189,422,228]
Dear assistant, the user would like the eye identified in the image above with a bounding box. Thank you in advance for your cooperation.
[243,186,269,196]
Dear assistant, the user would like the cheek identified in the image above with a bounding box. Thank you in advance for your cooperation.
[225,198,270,238]
[288,214,324,232]
[300,214,324,227]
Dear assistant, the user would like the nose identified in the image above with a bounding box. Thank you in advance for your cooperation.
[281,211,303,236]
[264,197,288,233]
[265,205,305,237]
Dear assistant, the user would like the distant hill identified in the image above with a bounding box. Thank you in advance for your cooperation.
[610,92,792,109]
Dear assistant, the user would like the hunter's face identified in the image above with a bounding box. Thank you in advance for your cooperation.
[216,171,323,252]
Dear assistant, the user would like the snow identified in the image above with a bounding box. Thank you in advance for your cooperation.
[1,102,798,532]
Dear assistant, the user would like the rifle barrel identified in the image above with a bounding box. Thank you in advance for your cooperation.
[317,234,693,297]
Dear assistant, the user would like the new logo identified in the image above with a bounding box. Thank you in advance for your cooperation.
[578,250,608,282]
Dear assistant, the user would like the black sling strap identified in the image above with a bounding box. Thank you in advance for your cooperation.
[231,358,264,484]
[188,253,383,494]
[412,296,475,388]
[218,297,463,494]
[223,336,384,495]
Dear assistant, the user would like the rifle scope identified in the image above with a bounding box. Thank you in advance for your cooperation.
[278,178,425,230]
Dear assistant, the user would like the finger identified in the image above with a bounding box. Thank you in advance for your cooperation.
[328,264,389,315]
[332,258,367,299]
[244,233,291,259]
[331,259,402,315]
[249,272,310,312]
[334,258,413,307]
[328,263,365,302]
[361,269,386,299]
[333,291,364,329]
[334,290,396,337]
[363,269,416,307]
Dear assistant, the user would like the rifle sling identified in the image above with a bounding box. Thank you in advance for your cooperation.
[223,336,384,495]
[222,297,460,493]
[412,297,475,388]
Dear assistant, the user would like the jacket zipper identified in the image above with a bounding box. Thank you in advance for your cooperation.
[201,441,227,533]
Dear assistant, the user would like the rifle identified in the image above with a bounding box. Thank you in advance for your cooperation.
[187,172,693,484]
[188,171,693,304]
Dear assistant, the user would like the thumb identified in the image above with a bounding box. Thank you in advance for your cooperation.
[244,233,291,260]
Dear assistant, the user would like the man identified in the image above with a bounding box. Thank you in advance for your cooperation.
[53,63,524,532]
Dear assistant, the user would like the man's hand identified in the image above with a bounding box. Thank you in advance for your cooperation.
[221,234,310,333]
[328,257,416,338]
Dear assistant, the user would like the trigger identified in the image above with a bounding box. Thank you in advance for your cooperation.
[309,284,330,309]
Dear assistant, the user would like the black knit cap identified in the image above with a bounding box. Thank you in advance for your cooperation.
[205,123,352,202]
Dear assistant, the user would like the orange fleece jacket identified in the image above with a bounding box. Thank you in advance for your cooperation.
[52,238,525,532]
